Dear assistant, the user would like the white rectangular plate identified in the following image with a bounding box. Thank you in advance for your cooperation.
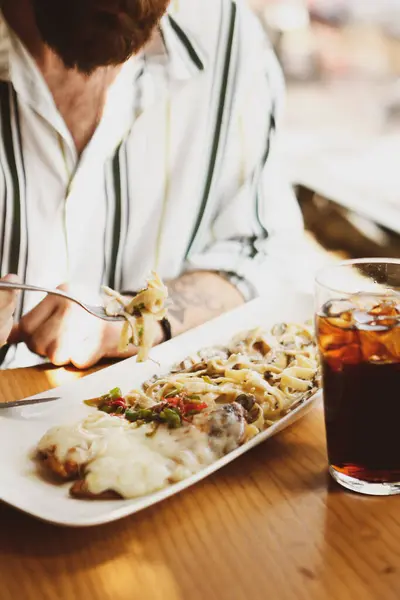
[0,290,321,527]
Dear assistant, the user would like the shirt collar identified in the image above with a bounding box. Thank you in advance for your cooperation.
[0,5,208,83]
[0,4,207,137]
[156,11,207,79]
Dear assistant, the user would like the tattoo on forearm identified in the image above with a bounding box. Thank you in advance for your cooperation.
[167,272,229,325]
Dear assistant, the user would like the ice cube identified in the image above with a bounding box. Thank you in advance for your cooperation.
[323,343,362,371]
[317,315,358,353]
[377,327,400,361]
[353,310,375,326]
[324,299,355,319]
[359,326,400,363]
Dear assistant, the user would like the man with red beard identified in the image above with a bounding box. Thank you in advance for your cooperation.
[0,0,303,368]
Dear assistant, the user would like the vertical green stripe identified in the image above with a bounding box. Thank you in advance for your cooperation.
[109,143,122,289]
[118,142,129,291]
[101,176,109,285]
[0,83,12,366]
[0,167,6,272]
[168,16,204,71]
[11,88,28,289]
[184,1,237,258]
[0,83,26,366]
[124,143,130,231]
[0,83,20,275]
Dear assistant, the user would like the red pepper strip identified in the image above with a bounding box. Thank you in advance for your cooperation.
[110,399,127,408]
[183,402,207,414]
[163,396,207,417]
[165,397,186,413]
[166,397,181,406]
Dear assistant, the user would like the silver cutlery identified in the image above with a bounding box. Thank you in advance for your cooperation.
[0,396,60,409]
[0,281,125,322]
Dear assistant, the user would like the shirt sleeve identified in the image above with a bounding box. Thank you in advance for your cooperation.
[184,3,304,298]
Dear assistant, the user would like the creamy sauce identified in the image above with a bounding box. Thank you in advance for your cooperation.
[38,413,131,467]
[38,412,219,498]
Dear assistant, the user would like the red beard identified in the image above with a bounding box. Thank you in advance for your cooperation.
[32,0,170,74]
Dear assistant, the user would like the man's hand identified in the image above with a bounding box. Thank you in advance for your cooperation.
[0,274,19,347]
[10,272,244,369]
[10,284,138,369]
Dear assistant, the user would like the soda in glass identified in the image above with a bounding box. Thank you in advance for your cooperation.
[316,259,400,495]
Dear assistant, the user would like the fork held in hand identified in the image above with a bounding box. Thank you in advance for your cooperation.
[0,281,125,322]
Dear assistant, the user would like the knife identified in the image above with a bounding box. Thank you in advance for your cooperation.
[0,396,60,409]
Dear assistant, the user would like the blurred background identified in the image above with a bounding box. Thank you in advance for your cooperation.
[248,0,400,288]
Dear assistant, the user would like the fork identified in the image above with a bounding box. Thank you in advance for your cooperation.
[0,281,125,322]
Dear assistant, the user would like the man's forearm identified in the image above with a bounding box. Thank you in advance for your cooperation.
[166,271,245,337]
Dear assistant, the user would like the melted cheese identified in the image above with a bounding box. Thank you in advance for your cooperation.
[38,412,218,498]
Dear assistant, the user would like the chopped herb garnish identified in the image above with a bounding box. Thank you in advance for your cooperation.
[90,387,208,429]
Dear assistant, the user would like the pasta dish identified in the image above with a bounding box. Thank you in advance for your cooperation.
[37,321,320,500]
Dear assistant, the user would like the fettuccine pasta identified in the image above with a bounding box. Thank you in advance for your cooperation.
[102,271,168,361]
[135,321,320,438]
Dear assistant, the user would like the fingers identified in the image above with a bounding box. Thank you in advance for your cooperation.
[10,281,114,368]
[23,311,65,357]
[0,273,20,288]
[0,274,19,314]
[13,283,70,358]
[7,324,23,345]
[15,283,71,344]
[64,320,126,369]
[0,274,19,347]
[0,315,14,348]
[46,305,108,368]
[69,346,105,370]
[17,295,60,339]
[46,339,73,367]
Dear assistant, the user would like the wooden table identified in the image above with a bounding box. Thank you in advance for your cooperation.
[1,367,400,600]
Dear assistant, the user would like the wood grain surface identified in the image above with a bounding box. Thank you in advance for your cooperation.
[1,366,400,600]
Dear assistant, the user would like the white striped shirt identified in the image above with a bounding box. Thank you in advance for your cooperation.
[0,0,303,368]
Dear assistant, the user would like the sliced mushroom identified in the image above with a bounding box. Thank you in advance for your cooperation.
[235,393,256,412]
[246,403,263,425]
[253,339,271,356]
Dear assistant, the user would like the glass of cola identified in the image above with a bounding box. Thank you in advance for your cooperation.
[316,259,400,495]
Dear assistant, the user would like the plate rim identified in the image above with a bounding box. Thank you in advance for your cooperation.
[0,293,320,527]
